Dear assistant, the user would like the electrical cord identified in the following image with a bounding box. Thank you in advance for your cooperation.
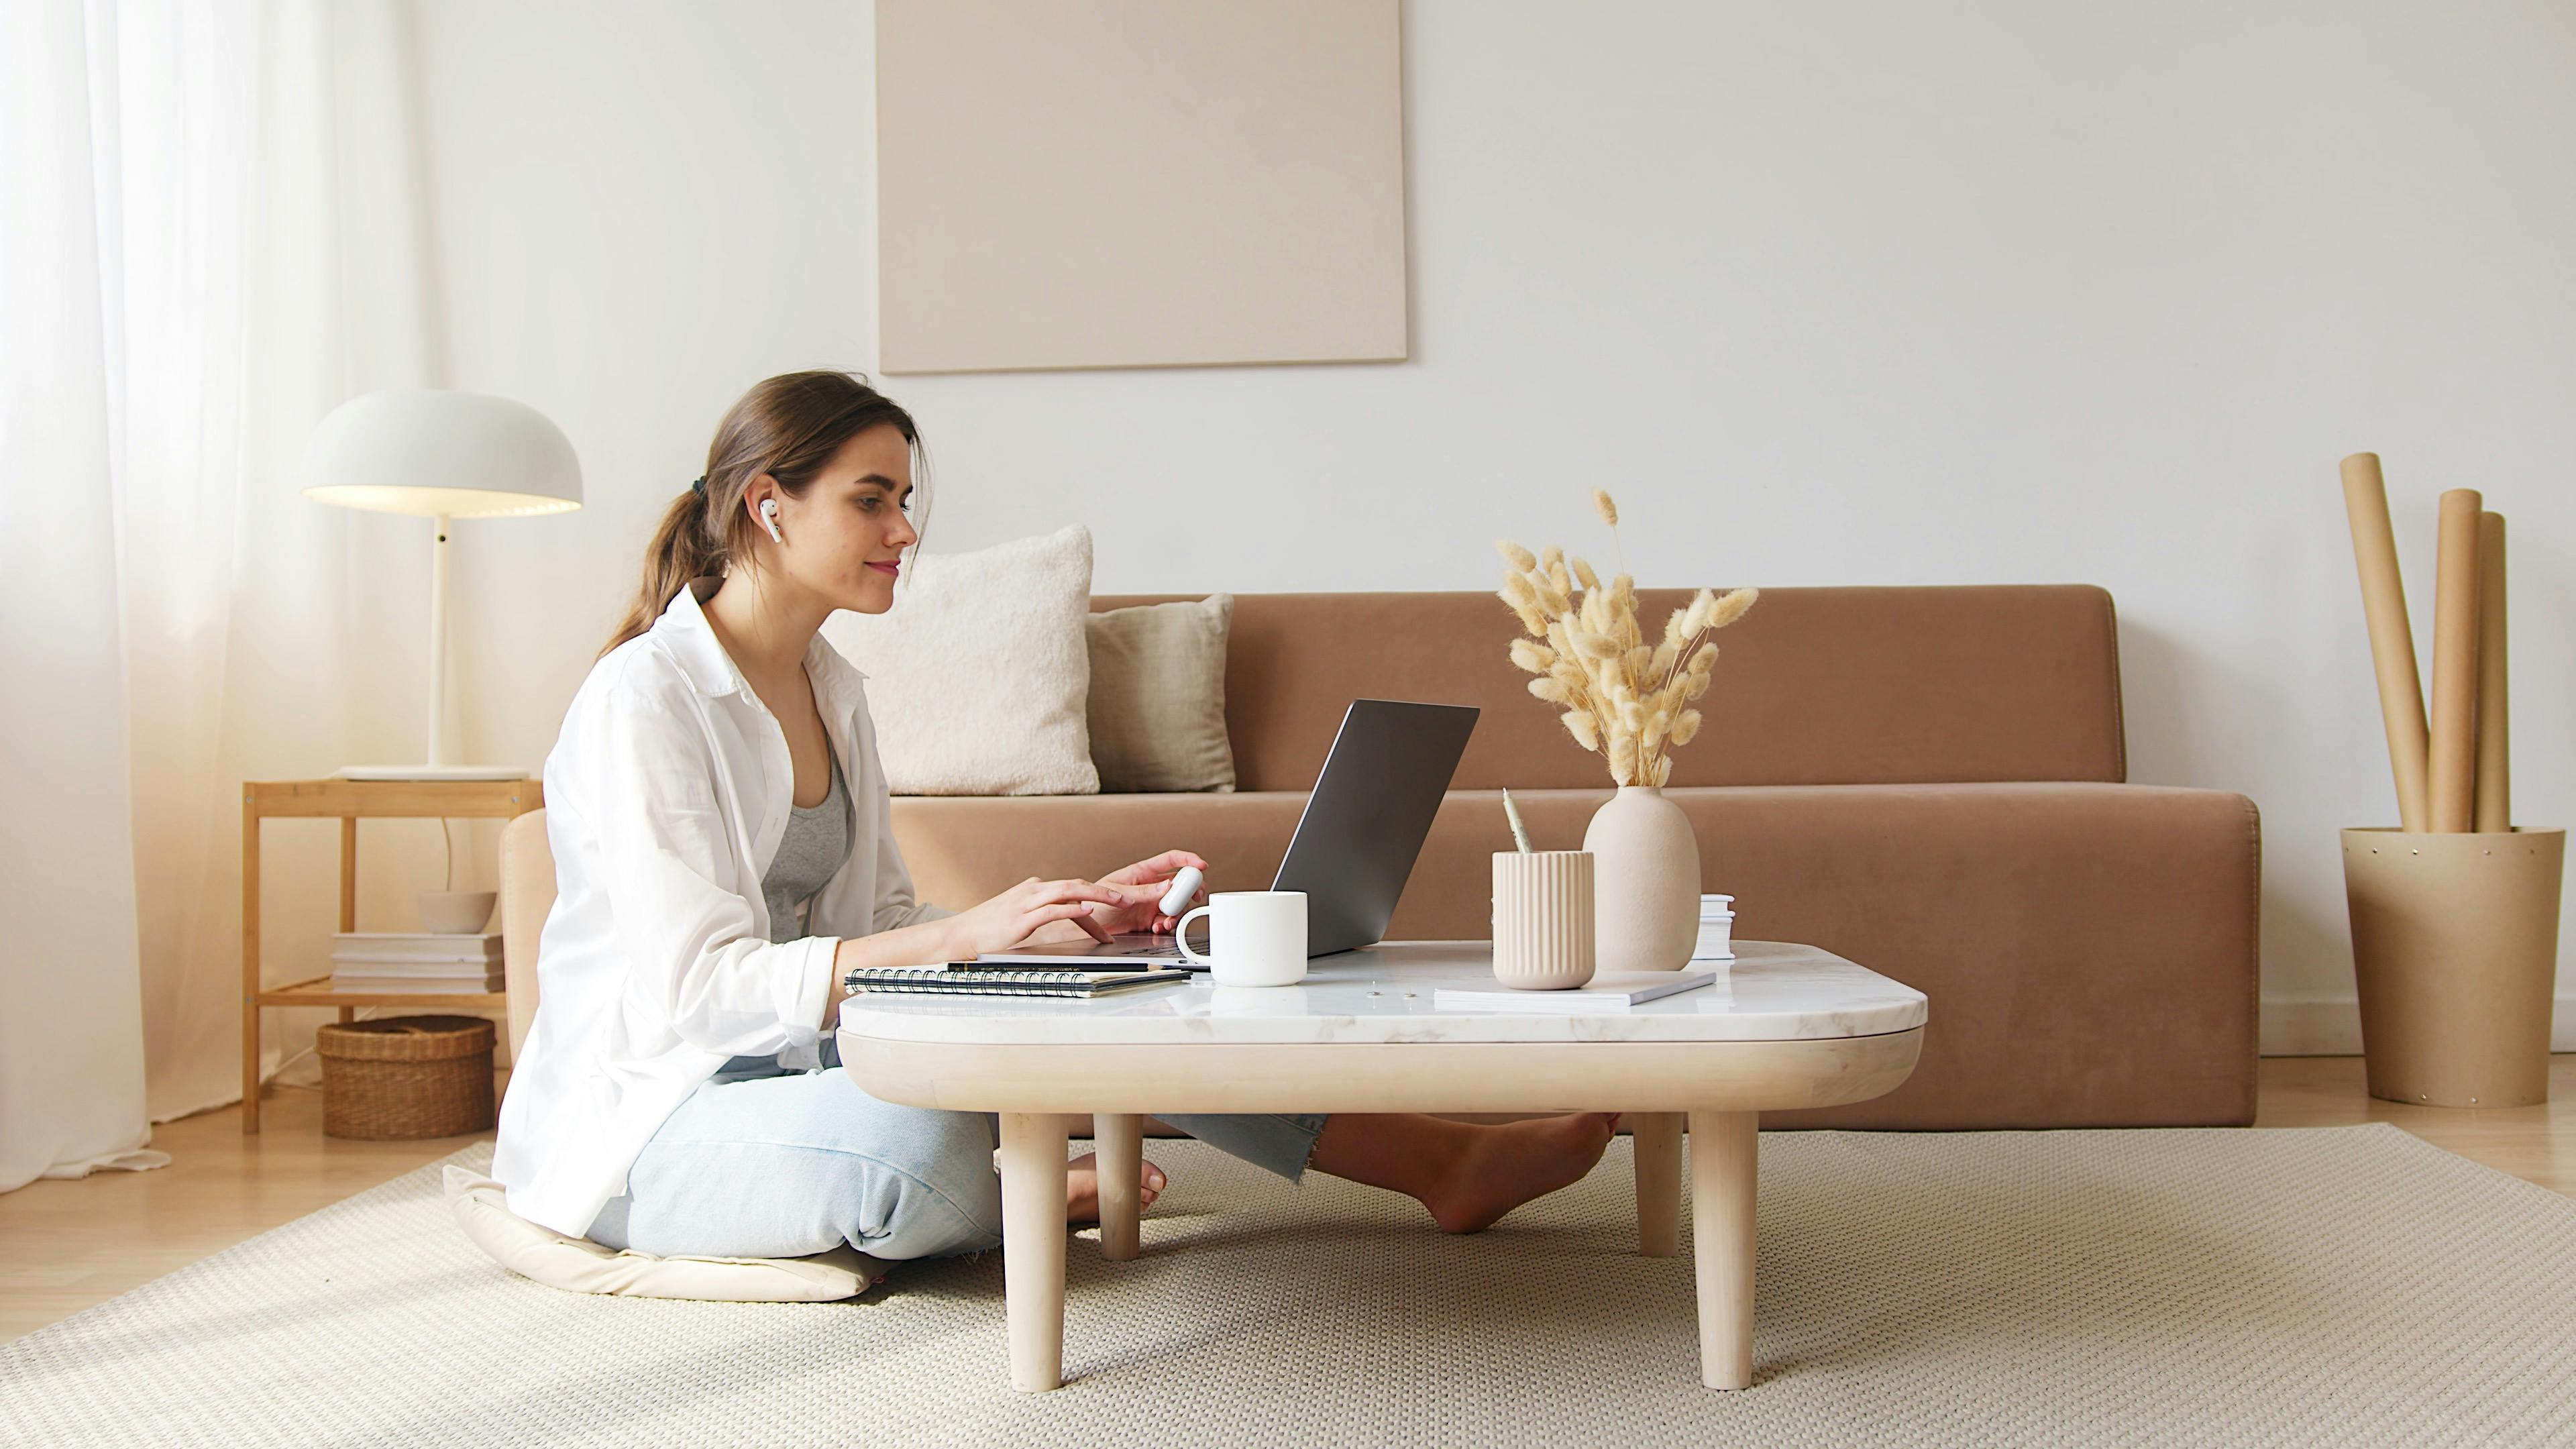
[262,1006,381,1088]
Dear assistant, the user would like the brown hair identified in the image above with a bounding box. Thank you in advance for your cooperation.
[606,370,924,653]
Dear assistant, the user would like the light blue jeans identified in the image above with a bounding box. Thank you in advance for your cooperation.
[586,1041,1328,1260]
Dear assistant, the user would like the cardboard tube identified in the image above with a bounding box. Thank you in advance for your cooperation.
[2339,454,2430,831]
[2426,488,2483,832]
[2475,511,2510,831]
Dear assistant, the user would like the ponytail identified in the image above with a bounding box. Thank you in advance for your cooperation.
[602,372,921,655]
[605,484,724,653]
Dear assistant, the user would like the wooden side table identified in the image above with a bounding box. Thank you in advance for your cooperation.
[240,777,543,1133]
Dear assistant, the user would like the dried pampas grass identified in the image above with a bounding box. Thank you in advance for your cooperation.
[1497,488,1756,788]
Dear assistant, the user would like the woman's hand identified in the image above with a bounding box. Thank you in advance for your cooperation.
[940,877,1134,957]
[1084,850,1211,937]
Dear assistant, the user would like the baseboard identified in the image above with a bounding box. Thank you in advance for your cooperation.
[2261,994,2576,1056]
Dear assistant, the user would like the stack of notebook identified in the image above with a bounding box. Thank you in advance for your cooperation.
[843,963,1189,999]
[330,932,504,994]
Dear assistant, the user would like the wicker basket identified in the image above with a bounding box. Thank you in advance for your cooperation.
[316,1015,497,1140]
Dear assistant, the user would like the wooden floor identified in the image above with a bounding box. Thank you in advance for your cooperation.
[0,1078,511,1342]
[3,1056,2570,1342]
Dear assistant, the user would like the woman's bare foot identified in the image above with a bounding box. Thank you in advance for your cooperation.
[1063,1151,1166,1225]
[1417,1113,1620,1233]
[1309,1111,1621,1234]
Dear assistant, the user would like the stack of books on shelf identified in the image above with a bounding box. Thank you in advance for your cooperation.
[331,932,504,994]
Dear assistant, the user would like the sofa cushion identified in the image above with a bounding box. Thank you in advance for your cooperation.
[824,525,1098,795]
[1086,595,1236,792]
[887,780,2258,1130]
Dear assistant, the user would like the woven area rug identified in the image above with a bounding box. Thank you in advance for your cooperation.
[7,1124,2575,1446]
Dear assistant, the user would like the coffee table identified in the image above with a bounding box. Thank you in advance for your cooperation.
[836,940,1926,1392]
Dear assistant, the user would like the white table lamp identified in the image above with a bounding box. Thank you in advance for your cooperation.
[302,389,582,781]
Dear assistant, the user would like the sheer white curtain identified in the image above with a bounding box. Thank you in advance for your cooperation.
[0,0,441,1189]
[0,1,162,1192]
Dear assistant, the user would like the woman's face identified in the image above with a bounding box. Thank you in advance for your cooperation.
[753,423,919,616]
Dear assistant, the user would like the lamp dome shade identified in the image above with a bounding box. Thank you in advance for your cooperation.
[301,389,583,518]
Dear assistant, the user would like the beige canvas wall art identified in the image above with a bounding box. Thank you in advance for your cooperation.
[875,0,1409,374]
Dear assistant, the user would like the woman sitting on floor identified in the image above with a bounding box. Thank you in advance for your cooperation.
[491,370,1616,1262]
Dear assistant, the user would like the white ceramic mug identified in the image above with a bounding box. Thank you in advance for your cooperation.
[1174,890,1308,986]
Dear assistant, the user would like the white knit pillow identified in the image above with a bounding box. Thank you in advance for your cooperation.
[820,525,1100,796]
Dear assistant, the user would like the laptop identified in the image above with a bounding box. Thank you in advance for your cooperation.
[975,698,1479,968]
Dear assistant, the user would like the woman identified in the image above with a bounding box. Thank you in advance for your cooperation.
[492,370,1616,1263]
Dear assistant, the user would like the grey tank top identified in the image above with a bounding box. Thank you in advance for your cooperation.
[762,735,851,945]
[717,736,854,1080]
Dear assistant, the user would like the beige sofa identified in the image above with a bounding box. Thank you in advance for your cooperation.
[890,586,2262,1131]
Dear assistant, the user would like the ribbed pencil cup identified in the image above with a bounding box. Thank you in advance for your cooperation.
[1493,851,1597,990]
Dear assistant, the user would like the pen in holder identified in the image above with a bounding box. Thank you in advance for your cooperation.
[1492,850,1597,990]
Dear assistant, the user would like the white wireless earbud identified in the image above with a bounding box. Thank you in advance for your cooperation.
[1159,865,1205,918]
[759,498,784,543]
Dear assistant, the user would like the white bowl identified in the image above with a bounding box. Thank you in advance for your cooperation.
[418,890,497,935]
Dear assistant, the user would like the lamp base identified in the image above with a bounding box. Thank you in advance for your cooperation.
[335,763,529,782]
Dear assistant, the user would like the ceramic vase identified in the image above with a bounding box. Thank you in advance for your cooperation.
[1582,784,1701,972]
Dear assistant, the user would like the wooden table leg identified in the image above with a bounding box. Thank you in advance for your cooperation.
[1633,1112,1684,1257]
[1688,1110,1758,1389]
[241,800,262,1134]
[998,1112,1069,1391]
[339,816,358,928]
[338,817,358,1025]
[1093,1112,1142,1262]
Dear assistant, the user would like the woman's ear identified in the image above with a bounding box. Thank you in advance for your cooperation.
[740,473,780,531]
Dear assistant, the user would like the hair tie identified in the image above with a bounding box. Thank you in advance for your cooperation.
[690,476,708,500]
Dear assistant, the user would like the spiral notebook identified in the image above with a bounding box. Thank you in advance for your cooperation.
[843,964,1191,998]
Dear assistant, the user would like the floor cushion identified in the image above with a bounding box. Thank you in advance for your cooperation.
[443,1166,890,1302]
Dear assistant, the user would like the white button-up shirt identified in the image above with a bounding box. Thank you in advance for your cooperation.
[492,578,950,1237]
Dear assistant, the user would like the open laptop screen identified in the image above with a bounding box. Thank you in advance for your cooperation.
[1273,699,1479,956]
[966,697,1478,967]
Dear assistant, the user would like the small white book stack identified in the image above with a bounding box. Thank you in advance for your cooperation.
[330,932,504,994]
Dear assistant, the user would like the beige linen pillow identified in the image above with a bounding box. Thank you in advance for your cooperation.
[820,525,1099,796]
[1086,596,1236,792]
[443,1166,889,1301]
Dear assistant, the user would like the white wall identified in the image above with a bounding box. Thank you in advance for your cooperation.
[409,0,2575,1049]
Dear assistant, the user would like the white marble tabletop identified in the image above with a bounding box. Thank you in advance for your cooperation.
[836,941,1925,1047]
